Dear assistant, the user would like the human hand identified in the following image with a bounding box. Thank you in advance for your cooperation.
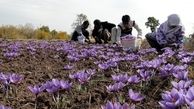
[137,36,142,39]
[116,41,121,45]
[168,43,178,48]
[178,44,184,50]
[171,43,178,46]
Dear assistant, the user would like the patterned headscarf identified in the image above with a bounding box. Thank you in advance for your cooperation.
[167,14,180,26]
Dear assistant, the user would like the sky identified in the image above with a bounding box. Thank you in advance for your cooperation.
[0,0,194,36]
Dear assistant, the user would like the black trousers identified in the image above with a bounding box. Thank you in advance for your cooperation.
[145,34,163,52]
[94,29,110,44]
[71,30,89,41]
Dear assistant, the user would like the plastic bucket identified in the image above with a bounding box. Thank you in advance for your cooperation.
[78,35,85,44]
[121,35,136,50]
[121,35,142,51]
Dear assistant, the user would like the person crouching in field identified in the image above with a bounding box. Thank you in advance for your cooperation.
[111,15,142,44]
[111,15,142,53]
[71,20,90,43]
[92,19,116,44]
[145,14,185,52]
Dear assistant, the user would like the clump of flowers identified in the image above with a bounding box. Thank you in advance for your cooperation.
[101,101,135,109]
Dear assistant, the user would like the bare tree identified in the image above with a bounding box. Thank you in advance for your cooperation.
[71,13,88,29]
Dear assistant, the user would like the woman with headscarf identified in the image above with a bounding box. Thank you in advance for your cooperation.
[145,14,185,52]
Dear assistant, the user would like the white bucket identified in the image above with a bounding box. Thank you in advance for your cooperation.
[78,34,85,44]
[121,35,142,51]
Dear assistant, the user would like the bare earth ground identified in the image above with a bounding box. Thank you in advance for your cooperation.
[0,40,187,109]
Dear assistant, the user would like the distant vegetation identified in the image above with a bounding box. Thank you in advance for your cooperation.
[184,33,194,51]
[0,24,71,40]
[0,14,194,52]
[71,13,88,30]
[145,17,160,32]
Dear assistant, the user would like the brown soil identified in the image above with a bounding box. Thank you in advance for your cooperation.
[0,40,172,109]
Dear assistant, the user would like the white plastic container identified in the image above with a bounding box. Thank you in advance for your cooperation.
[120,35,142,51]
[78,34,85,44]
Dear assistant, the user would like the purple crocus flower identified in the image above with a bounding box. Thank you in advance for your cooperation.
[64,65,74,70]
[136,58,165,69]
[69,73,79,79]
[52,79,61,87]
[28,85,45,95]
[60,80,72,90]
[185,86,194,109]
[112,74,129,83]
[106,52,114,56]
[69,71,83,79]
[176,51,188,59]
[77,72,91,84]
[78,51,89,58]
[27,46,36,54]
[0,105,12,109]
[176,51,194,60]
[67,55,80,62]
[138,48,157,55]
[4,52,19,59]
[94,61,101,65]
[69,71,91,84]
[124,54,139,61]
[180,56,192,64]
[98,63,109,70]
[172,65,188,73]
[159,64,174,77]
[135,63,145,69]
[89,50,97,57]
[172,70,188,80]
[0,73,23,85]
[101,101,135,109]
[44,79,72,92]
[145,58,163,69]
[128,75,140,84]
[106,82,125,92]
[171,80,192,90]
[85,69,96,76]
[106,60,118,68]
[115,52,122,56]
[159,88,185,109]
[160,47,175,58]
[139,70,152,81]
[0,73,9,84]
[107,48,115,52]
[99,55,109,60]
[9,73,23,84]
[43,81,60,93]
[128,89,144,102]
[110,57,122,62]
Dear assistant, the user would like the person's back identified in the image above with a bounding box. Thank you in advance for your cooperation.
[145,14,185,52]
[101,21,116,33]
[92,19,115,44]
[71,20,90,42]
[71,25,81,41]
[156,21,183,45]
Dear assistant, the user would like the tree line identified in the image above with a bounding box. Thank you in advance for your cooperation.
[0,24,71,40]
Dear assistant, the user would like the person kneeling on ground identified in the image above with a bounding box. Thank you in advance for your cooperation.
[71,20,90,43]
[111,15,142,45]
[111,15,142,52]
[92,19,116,44]
[145,14,185,52]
